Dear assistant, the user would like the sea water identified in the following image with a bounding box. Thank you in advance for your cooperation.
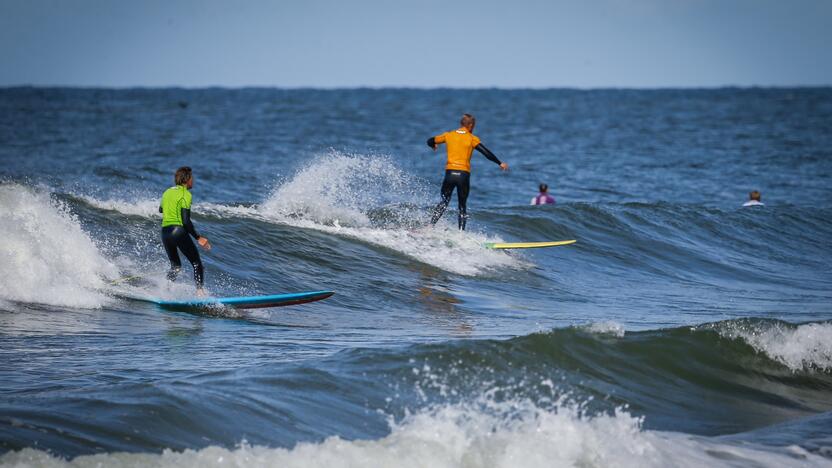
[1,87,831,467]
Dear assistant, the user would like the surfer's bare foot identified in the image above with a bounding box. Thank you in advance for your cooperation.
[195,288,207,297]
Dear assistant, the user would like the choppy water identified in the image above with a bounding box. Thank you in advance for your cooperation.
[1,87,831,467]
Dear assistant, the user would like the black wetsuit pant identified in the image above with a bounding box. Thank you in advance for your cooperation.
[161,226,204,287]
[430,170,470,230]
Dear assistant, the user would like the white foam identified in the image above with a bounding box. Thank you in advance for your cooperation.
[199,202,262,220]
[1,400,825,468]
[0,184,119,308]
[261,151,418,227]
[717,321,832,372]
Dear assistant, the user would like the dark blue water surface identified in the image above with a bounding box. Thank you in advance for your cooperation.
[1,88,831,467]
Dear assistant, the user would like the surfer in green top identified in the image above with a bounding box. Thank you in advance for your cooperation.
[159,167,211,294]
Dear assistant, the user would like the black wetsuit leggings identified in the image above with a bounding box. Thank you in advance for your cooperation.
[431,170,470,230]
[161,226,204,287]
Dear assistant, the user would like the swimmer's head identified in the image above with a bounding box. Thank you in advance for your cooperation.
[175,166,193,188]
[460,113,476,131]
[749,190,761,201]
[539,183,549,193]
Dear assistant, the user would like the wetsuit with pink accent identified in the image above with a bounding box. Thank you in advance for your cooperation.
[530,192,555,205]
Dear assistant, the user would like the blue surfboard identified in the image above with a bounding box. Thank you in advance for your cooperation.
[122,290,334,312]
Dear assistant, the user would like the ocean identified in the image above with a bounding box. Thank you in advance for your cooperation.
[1,87,831,467]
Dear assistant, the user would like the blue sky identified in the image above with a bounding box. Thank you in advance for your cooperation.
[1,0,830,88]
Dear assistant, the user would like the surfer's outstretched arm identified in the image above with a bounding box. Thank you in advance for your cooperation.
[475,144,509,171]
[427,133,446,151]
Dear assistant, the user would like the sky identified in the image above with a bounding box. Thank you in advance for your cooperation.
[1,0,830,88]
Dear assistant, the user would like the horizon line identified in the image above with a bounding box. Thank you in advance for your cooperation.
[2,83,832,92]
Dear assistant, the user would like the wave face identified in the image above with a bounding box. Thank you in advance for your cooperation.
[257,152,529,276]
[1,88,831,466]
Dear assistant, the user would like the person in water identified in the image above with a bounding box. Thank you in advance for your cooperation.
[426,114,508,230]
[742,190,764,207]
[159,166,211,294]
[531,183,555,205]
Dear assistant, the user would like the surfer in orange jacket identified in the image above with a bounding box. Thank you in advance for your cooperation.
[426,114,508,230]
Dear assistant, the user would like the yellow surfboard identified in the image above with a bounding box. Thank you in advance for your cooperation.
[484,239,577,250]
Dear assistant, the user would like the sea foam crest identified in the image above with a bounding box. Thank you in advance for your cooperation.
[1,399,824,468]
[261,151,421,227]
[0,184,118,308]
[581,321,626,337]
[717,321,832,372]
[76,194,162,218]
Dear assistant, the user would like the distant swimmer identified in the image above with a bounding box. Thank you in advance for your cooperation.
[531,183,555,205]
[159,166,211,294]
[426,114,508,230]
[742,190,764,207]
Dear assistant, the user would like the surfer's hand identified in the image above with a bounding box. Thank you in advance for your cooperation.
[500,162,509,171]
[198,236,211,251]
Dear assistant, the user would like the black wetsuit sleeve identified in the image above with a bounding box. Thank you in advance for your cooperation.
[181,208,200,239]
[475,143,502,165]
[427,137,437,149]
